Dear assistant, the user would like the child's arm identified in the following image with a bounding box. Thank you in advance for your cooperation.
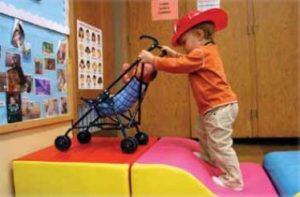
[161,46,181,57]
[139,48,204,73]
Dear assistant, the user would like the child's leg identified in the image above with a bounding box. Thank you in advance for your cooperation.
[204,103,243,190]
[195,117,211,162]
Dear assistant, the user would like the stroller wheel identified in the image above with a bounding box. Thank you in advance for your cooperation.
[55,135,71,151]
[77,130,91,144]
[135,132,149,145]
[121,137,138,153]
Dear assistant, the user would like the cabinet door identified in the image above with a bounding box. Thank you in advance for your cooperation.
[219,0,254,137]
[253,0,299,137]
[125,0,191,137]
[187,0,254,138]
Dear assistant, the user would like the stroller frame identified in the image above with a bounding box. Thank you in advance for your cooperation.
[55,35,164,153]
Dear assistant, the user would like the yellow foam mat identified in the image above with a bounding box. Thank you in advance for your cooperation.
[131,163,215,197]
[13,161,130,197]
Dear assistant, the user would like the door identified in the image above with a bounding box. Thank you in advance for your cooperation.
[125,0,191,137]
[253,0,299,137]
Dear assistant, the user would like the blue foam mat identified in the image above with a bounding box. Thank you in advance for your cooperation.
[264,151,300,197]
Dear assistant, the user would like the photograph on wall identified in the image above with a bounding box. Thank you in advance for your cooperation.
[5,52,27,92]
[57,39,67,64]
[44,58,56,70]
[34,58,43,74]
[57,68,67,92]
[42,42,54,55]
[44,98,59,117]
[6,92,22,123]
[22,99,41,120]
[5,52,21,67]
[0,100,5,107]
[11,19,25,48]
[35,78,51,96]
[22,42,32,63]
[7,68,22,92]
[0,72,7,92]
[60,97,67,114]
[22,75,33,93]
[77,20,103,90]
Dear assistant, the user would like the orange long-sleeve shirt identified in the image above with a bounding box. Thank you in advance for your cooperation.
[154,44,237,115]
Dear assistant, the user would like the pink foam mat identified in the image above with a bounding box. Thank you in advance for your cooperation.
[136,137,278,197]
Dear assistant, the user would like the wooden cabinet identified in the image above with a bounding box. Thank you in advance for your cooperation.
[190,0,299,138]
[123,0,299,138]
[252,0,299,137]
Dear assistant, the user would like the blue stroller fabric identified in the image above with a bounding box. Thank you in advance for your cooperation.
[96,77,146,117]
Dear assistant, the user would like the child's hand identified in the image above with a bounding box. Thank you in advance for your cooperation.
[161,46,179,57]
[139,50,155,64]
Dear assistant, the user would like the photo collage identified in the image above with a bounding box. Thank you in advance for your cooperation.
[77,20,103,90]
[0,18,68,124]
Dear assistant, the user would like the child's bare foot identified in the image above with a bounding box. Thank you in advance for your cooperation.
[193,151,211,163]
[212,176,243,191]
[193,151,203,159]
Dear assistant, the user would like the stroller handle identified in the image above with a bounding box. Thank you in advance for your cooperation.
[140,35,167,57]
[140,35,160,50]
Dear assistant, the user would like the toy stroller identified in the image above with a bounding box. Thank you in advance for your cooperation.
[54,35,165,153]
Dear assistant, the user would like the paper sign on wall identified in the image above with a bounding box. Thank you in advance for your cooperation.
[77,20,103,90]
[197,0,220,11]
[151,0,178,21]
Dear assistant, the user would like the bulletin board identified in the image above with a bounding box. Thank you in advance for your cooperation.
[0,0,71,133]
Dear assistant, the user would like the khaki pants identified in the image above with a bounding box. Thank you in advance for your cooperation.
[196,103,244,188]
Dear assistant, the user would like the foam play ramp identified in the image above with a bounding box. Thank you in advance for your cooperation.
[13,137,157,197]
[131,137,278,197]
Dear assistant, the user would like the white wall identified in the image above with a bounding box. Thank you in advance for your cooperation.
[0,121,71,197]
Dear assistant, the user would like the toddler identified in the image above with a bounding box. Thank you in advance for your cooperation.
[138,8,243,191]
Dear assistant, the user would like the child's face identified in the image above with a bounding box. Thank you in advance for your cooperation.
[179,29,203,53]
[13,30,21,41]
[10,97,16,104]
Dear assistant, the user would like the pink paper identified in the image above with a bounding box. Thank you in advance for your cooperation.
[151,0,178,21]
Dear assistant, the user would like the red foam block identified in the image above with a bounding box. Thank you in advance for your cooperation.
[17,137,158,164]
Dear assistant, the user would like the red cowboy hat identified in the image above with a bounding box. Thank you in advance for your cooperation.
[171,8,228,46]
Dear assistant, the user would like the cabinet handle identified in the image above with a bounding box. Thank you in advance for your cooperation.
[247,25,251,35]
[250,109,258,120]
[251,24,256,35]
[247,24,256,36]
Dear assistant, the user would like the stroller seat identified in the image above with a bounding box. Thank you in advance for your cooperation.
[95,77,147,117]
